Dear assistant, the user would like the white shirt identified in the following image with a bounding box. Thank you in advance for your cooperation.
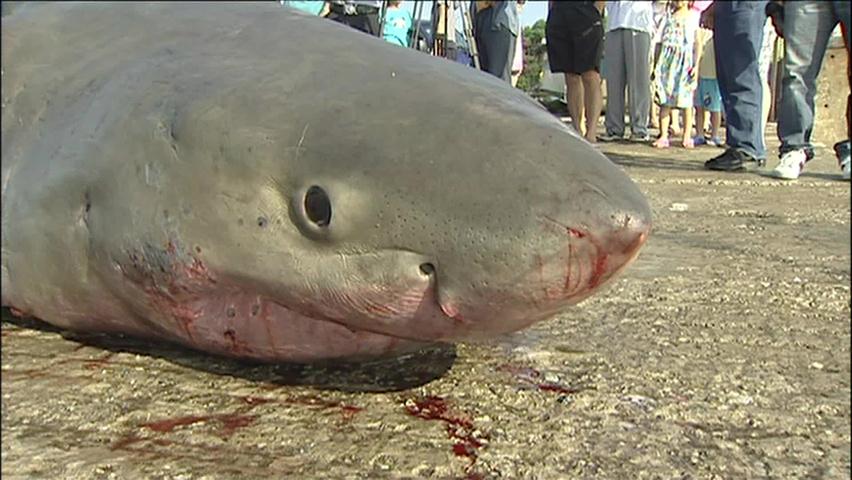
[605,1,655,35]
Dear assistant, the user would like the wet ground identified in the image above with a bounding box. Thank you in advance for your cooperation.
[2,123,850,479]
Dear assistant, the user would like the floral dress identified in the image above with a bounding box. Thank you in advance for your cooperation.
[654,11,698,108]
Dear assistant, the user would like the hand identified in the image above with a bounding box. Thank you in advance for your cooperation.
[766,2,785,38]
[769,12,784,38]
[699,3,715,29]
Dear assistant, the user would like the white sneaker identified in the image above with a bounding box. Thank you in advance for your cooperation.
[769,150,807,180]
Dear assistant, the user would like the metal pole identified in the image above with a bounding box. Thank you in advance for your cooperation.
[410,0,424,50]
[433,1,441,56]
[377,0,388,38]
[442,0,448,59]
[458,1,480,69]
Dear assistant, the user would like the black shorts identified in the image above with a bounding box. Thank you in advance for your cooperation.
[545,5,604,74]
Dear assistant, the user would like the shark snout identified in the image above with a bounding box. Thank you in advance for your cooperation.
[556,209,650,301]
[537,177,652,303]
[430,174,652,340]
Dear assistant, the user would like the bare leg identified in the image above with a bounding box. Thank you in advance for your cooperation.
[760,72,771,150]
[650,102,659,129]
[565,73,585,136]
[581,70,602,143]
[670,109,680,136]
[709,111,721,139]
[695,106,706,138]
[654,105,671,147]
[650,43,661,129]
[682,106,694,148]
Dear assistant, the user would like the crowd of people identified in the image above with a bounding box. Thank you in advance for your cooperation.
[282,0,403,40]
[281,1,850,181]
[281,1,526,83]
[546,0,850,180]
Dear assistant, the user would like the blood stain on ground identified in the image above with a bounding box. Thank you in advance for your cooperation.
[497,363,583,396]
[404,395,489,477]
[110,393,365,456]
[141,413,257,438]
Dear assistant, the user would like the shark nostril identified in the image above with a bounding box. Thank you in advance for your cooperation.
[419,262,435,276]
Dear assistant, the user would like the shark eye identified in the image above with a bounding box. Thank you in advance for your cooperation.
[304,185,331,227]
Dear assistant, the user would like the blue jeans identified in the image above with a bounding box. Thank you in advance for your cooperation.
[777,0,851,156]
[714,0,768,160]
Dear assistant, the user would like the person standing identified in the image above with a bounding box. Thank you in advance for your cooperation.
[757,15,778,157]
[382,0,412,47]
[692,22,723,147]
[651,0,701,149]
[766,0,850,180]
[545,0,606,143]
[473,1,521,83]
[650,0,677,133]
[600,1,655,143]
[703,0,769,171]
[510,1,525,87]
[281,1,329,16]
[327,0,383,36]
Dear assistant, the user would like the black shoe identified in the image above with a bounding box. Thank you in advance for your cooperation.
[704,148,764,171]
[598,132,624,142]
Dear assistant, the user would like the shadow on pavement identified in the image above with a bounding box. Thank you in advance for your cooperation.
[1,309,457,393]
[606,152,706,172]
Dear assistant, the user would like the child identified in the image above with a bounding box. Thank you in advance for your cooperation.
[652,0,702,149]
[650,0,679,135]
[692,25,722,147]
[281,1,329,17]
[382,1,412,48]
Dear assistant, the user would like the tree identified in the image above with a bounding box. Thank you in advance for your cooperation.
[517,19,547,93]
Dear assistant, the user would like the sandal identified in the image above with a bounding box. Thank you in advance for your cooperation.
[652,137,670,149]
[682,138,695,149]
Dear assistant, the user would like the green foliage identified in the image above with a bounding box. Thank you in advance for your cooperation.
[517,19,547,93]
